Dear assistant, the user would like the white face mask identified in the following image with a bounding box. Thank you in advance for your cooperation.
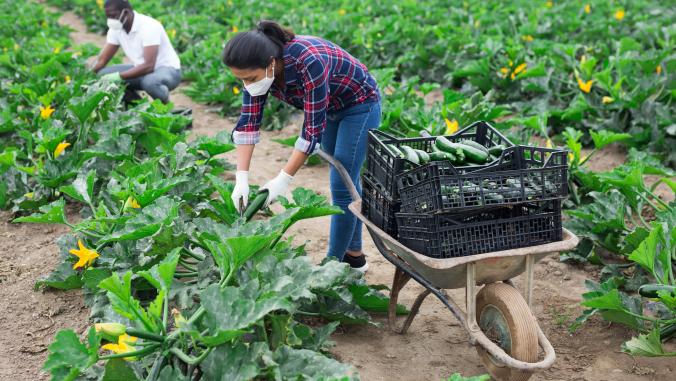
[244,62,275,97]
[107,10,127,31]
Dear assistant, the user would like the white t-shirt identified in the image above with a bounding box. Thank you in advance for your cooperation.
[106,12,180,70]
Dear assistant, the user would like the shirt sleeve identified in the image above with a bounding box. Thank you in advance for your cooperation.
[294,54,330,155]
[106,29,120,45]
[141,22,162,47]
[232,89,267,145]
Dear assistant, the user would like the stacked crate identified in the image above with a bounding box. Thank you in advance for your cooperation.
[363,121,568,258]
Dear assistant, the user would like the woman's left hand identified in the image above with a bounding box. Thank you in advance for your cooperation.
[261,170,294,207]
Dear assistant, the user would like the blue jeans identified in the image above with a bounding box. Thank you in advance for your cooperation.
[321,100,381,260]
[98,64,182,104]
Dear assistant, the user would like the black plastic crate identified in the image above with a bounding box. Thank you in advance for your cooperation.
[365,121,514,200]
[396,145,568,214]
[361,173,399,237]
[396,200,563,259]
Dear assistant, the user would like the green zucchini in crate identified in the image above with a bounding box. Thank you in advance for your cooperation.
[364,121,514,200]
[396,145,569,214]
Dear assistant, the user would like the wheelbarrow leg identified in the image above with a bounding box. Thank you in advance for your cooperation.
[388,268,410,331]
[400,289,432,334]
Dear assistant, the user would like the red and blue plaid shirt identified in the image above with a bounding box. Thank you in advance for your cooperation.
[233,35,380,154]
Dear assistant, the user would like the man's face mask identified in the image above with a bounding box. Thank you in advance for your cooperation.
[107,9,128,31]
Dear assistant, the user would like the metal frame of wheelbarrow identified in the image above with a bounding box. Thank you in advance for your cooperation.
[316,149,579,373]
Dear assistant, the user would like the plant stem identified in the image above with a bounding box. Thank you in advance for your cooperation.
[169,347,213,365]
[99,343,161,360]
[126,328,166,342]
[182,248,205,261]
[146,355,165,381]
[643,188,672,211]
[174,272,198,279]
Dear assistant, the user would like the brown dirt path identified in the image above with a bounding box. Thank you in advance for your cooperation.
[0,7,673,381]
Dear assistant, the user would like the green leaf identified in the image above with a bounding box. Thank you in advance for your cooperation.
[349,283,408,315]
[623,329,676,357]
[628,224,669,283]
[35,261,83,291]
[81,134,134,160]
[43,328,100,381]
[590,130,632,149]
[13,199,67,224]
[82,267,112,292]
[273,346,358,380]
[98,271,157,332]
[68,92,106,124]
[101,358,140,381]
[72,169,96,205]
[192,131,235,157]
[205,234,278,278]
[101,197,180,243]
[201,342,270,381]
[196,282,292,346]
[157,365,190,381]
[444,373,491,381]
[137,248,180,292]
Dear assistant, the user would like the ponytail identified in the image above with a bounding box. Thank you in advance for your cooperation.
[222,20,295,70]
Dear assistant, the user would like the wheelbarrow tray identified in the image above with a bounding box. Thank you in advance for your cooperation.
[349,199,579,289]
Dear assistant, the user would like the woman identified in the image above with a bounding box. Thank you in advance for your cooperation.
[224,21,381,273]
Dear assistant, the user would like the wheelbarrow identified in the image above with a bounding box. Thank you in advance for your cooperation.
[316,149,579,381]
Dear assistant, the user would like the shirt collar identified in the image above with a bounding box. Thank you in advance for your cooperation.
[128,11,141,34]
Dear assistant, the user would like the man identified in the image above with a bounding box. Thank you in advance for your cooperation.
[93,0,181,104]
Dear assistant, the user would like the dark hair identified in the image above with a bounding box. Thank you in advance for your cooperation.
[104,0,132,10]
[222,20,295,69]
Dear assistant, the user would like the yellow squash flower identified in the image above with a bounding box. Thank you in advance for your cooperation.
[474,20,480,28]
[498,67,509,78]
[233,86,240,95]
[656,65,661,75]
[65,75,71,83]
[513,63,527,75]
[338,9,346,16]
[522,35,534,42]
[172,308,187,329]
[168,29,176,39]
[546,1,553,8]
[545,139,553,149]
[54,141,70,158]
[40,105,55,119]
[614,9,625,21]
[14,43,19,50]
[577,78,593,93]
[124,196,141,210]
[445,118,459,135]
[602,96,614,104]
[96,0,104,9]
[69,240,99,269]
[232,25,239,33]
[584,4,591,13]
[101,334,138,360]
[24,192,34,199]
[53,47,60,54]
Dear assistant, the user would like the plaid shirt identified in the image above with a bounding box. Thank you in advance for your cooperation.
[233,35,380,154]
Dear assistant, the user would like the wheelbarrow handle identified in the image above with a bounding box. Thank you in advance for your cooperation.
[316,149,361,203]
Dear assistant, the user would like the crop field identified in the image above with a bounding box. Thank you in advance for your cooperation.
[0,0,674,380]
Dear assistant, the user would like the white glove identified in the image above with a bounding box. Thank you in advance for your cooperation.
[261,170,293,207]
[231,170,249,213]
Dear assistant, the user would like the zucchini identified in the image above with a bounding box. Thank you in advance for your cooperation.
[414,149,430,164]
[488,145,506,156]
[243,190,269,221]
[388,144,404,158]
[399,145,419,164]
[638,284,676,298]
[436,137,486,164]
[429,151,447,161]
[460,140,489,155]
[455,142,489,164]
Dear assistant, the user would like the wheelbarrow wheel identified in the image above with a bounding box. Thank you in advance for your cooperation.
[475,283,538,381]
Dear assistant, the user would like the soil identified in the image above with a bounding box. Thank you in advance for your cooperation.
[0,7,674,381]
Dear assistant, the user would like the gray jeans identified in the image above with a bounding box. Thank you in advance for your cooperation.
[98,64,181,103]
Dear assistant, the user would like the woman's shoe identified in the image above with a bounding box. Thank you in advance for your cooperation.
[342,253,369,273]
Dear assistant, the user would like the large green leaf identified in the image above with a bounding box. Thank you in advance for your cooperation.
[200,342,270,381]
[623,329,676,357]
[68,92,106,124]
[98,271,157,332]
[13,198,67,224]
[628,223,670,284]
[137,248,180,292]
[590,130,632,149]
[100,196,180,243]
[273,346,358,381]
[35,261,83,291]
[101,359,140,381]
[43,327,100,381]
[192,131,235,157]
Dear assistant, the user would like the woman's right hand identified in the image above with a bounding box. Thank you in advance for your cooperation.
[231,170,250,212]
